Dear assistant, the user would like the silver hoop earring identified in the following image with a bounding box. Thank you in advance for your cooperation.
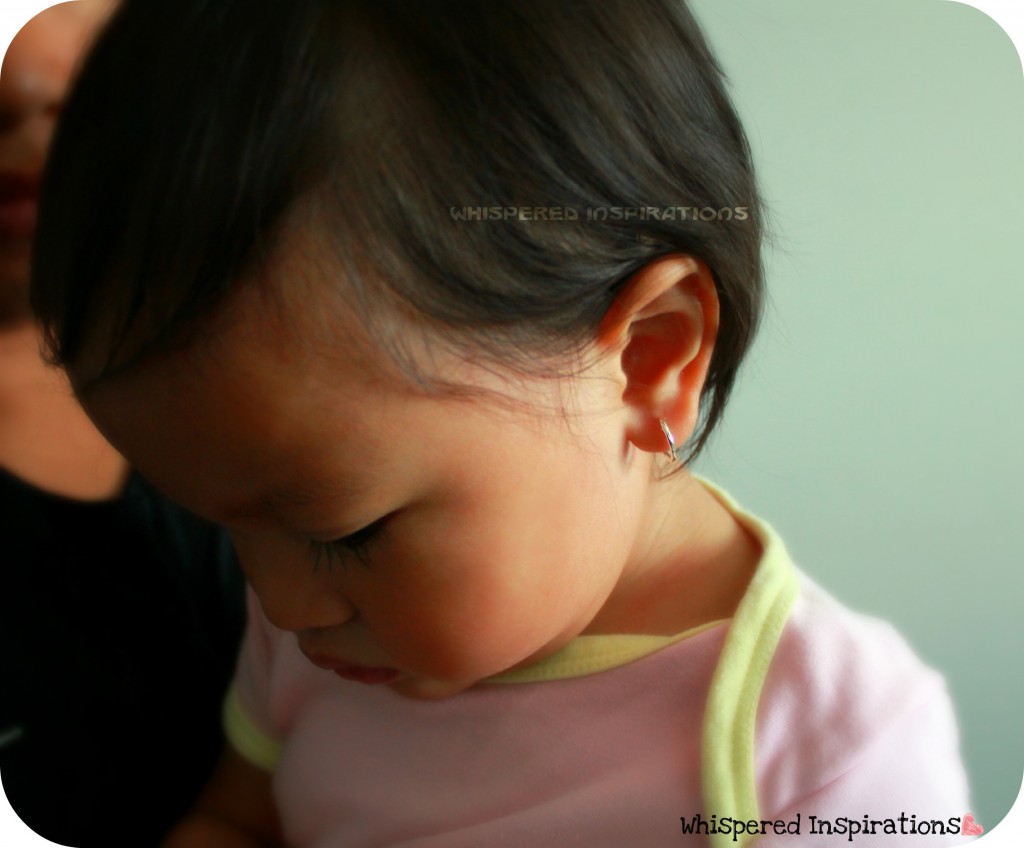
[659,419,679,462]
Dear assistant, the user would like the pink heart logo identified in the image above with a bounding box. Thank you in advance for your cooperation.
[961,813,984,836]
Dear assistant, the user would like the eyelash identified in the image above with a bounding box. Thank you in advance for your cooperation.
[309,519,386,574]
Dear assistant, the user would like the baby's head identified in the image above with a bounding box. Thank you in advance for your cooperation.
[32,0,765,698]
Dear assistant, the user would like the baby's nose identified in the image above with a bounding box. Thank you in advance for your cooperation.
[231,531,359,631]
[248,565,357,633]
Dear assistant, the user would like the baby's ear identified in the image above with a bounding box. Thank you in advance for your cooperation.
[597,254,719,457]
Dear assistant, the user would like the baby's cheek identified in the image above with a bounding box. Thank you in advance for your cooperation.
[379,535,552,680]
[394,616,499,680]
[386,595,525,682]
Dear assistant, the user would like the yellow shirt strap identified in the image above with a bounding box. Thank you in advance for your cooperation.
[223,685,282,772]
[697,482,800,848]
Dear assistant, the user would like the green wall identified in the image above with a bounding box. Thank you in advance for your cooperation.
[689,0,1024,830]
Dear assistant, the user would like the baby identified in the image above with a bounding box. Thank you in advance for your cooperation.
[31,0,971,845]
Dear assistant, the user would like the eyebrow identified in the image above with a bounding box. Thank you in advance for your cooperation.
[224,474,371,521]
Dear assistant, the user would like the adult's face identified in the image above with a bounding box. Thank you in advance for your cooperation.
[0,0,115,322]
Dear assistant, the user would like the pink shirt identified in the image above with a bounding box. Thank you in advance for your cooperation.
[227,483,973,847]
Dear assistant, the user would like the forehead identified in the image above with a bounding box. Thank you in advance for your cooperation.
[78,307,403,526]
[75,244,572,523]
[73,239,398,506]
[195,220,384,381]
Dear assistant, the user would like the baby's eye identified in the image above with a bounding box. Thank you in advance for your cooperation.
[309,516,387,573]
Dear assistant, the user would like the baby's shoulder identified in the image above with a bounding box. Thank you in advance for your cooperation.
[767,574,945,717]
[755,573,956,808]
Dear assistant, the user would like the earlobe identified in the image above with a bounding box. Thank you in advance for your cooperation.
[597,254,719,460]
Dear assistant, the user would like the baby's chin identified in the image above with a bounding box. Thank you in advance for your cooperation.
[387,674,480,701]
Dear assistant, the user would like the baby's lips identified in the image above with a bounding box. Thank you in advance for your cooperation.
[333,665,400,685]
[298,646,399,684]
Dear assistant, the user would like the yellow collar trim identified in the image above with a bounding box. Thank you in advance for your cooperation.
[485,618,730,684]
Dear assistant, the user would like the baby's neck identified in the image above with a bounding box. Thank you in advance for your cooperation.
[583,472,762,637]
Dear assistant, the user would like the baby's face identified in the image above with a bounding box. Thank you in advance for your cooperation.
[80,262,651,700]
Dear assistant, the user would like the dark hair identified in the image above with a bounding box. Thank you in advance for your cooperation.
[32,0,766,462]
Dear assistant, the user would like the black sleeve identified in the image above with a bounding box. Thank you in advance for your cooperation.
[0,470,246,848]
